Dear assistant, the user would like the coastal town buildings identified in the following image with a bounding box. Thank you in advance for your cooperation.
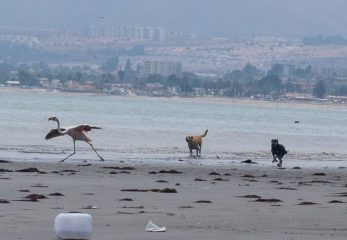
[2,27,347,102]
[139,61,182,76]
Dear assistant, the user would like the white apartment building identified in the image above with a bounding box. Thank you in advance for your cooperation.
[141,61,182,76]
[88,25,167,42]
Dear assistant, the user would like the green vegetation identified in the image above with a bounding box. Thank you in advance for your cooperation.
[0,59,343,100]
[313,80,326,99]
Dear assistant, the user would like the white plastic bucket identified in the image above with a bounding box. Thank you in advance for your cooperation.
[54,213,93,239]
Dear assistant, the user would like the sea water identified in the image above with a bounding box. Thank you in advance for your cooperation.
[1,89,347,167]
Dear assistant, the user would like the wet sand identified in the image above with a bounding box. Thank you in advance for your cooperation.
[1,160,347,240]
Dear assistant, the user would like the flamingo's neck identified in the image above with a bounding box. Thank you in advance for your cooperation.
[55,119,65,135]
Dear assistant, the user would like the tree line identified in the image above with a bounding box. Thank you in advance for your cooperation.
[0,59,345,99]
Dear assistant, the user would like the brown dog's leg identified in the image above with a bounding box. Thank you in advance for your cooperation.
[196,146,201,157]
[199,144,202,157]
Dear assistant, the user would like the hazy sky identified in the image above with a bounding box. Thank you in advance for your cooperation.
[1,0,347,37]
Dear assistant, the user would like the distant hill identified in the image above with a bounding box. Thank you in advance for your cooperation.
[303,35,347,45]
[1,0,347,37]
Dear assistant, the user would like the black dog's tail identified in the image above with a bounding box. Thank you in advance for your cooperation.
[200,129,208,137]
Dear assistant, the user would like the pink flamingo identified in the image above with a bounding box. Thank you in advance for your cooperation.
[45,117,104,162]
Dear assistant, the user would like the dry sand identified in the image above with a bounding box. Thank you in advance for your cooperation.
[1,160,347,240]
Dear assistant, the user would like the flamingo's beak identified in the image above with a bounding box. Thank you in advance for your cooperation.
[48,117,55,121]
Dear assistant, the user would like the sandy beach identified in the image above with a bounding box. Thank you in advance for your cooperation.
[1,160,347,240]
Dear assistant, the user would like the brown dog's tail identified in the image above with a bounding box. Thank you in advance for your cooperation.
[200,129,208,137]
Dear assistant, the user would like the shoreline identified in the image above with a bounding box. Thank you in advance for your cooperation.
[2,144,347,169]
[1,85,347,110]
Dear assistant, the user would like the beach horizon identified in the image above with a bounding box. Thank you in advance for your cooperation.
[2,85,347,110]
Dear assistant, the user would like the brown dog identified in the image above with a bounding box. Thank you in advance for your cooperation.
[186,129,208,157]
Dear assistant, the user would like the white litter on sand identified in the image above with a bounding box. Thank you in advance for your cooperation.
[145,220,166,232]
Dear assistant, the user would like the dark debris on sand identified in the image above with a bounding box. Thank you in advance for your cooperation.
[122,206,144,209]
[102,166,135,170]
[297,201,318,205]
[309,180,331,184]
[121,189,148,192]
[333,192,347,197]
[238,195,261,198]
[241,159,257,164]
[30,184,48,188]
[213,178,229,181]
[312,172,326,176]
[156,180,168,183]
[61,169,79,173]
[278,187,298,190]
[119,198,133,201]
[49,192,64,196]
[158,170,183,174]
[16,168,46,174]
[328,200,345,203]
[0,160,11,163]
[195,178,207,181]
[194,200,213,203]
[242,174,255,178]
[77,164,92,167]
[18,189,30,192]
[158,188,178,193]
[22,194,48,202]
[254,198,282,203]
[121,188,177,193]
[208,172,221,176]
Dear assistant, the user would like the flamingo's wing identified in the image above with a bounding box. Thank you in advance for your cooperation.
[45,128,66,140]
[75,124,102,132]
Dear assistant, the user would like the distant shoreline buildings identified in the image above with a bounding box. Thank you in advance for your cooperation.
[139,60,182,76]
[2,26,347,81]
[86,25,197,42]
